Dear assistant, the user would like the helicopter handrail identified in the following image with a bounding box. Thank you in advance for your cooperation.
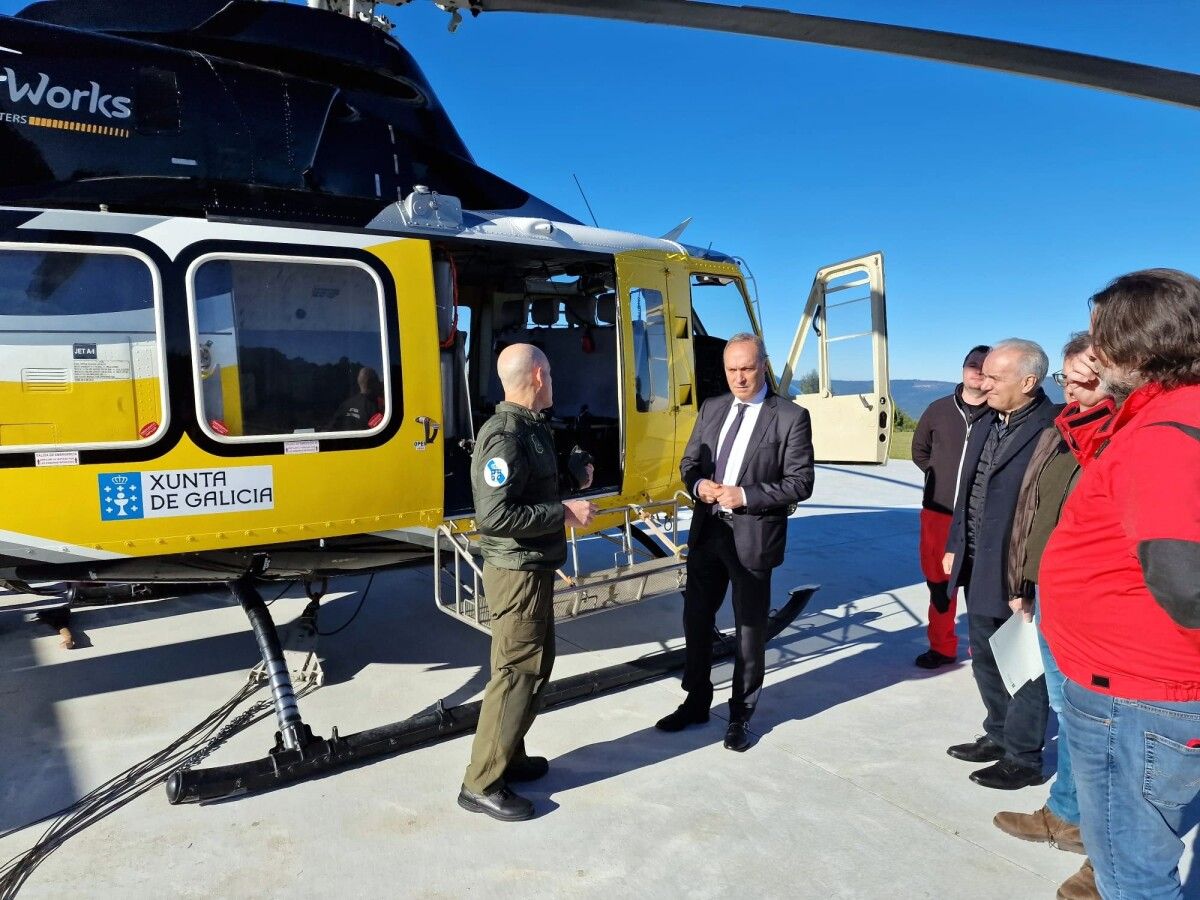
[432,497,690,634]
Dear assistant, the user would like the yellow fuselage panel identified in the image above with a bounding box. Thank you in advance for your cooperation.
[0,377,162,446]
[1,237,445,557]
[1,227,753,559]
[2,438,440,555]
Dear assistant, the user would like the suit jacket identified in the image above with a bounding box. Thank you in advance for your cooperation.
[946,394,1058,618]
[681,391,815,571]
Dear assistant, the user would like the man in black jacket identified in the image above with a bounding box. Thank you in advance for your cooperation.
[943,339,1057,790]
[910,345,990,668]
[655,333,815,752]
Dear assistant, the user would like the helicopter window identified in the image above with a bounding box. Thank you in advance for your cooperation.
[0,245,166,453]
[188,255,390,443]
[630,287,670,412]
[689,273,760,403]
[689,274,758,339]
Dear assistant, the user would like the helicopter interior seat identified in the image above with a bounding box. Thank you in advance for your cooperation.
[528,297,559,328]
[564,295,596,327]
[477,289,621,494]
[531,325,619,418]
[482,298,530,407]
[496,298,528,335]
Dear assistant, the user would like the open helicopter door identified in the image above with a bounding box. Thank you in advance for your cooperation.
[616,255,682,497]
[777,253,892,463]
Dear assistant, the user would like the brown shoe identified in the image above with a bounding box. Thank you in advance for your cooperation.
[1056,859,1098,900]
[993,805,1085,854]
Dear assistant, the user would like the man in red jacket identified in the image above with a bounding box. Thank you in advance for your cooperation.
[1040,269,1200,899]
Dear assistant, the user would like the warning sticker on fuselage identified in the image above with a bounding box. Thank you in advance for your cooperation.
[74,359,132,382]
[98,467,274,521]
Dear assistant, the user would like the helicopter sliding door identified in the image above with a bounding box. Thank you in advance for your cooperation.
[178,238,445,542]
[777,253,892,464]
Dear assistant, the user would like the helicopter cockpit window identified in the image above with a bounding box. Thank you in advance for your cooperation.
[631,287,670,412]
[0,245,166,453]
[188,255,390,443]
[689,273,760,403]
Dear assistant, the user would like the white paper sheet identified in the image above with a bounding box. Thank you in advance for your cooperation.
[989,611,1045,696]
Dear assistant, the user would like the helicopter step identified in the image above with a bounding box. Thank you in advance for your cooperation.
[432,498,689,633]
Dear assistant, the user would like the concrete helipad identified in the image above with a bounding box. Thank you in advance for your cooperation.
[1,462,1193,898]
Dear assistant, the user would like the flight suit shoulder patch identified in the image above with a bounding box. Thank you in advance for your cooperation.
[483,456,510,487]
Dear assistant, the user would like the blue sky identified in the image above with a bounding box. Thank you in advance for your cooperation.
[4,0,1200,382]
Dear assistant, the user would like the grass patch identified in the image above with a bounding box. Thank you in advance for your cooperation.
[889,430,914,461]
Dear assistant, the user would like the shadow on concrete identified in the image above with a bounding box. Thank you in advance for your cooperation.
[0,622,80,834]
[0,507,925,832]
[2,509,922,700]
[534,597,957,808]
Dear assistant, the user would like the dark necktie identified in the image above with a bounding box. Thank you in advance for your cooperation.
[712,402,748,484]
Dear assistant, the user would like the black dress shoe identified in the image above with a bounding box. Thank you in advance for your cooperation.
[969,760,1044,790]
[504,755,549,783]
[947,736,1005,763]
[914,649,957,669]
[723,720,752,752]
[656,703,710,732]
[457,784,535,821]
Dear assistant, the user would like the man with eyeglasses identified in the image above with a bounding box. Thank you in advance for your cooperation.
[910,345,991,668]
[1040,269,1200,898]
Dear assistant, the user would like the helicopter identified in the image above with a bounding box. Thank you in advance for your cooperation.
[0,0,891,588]
[2,0,1197,802]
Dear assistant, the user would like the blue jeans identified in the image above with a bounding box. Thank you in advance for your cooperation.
[1062,678,1200,899]
[1036,611,1079,824]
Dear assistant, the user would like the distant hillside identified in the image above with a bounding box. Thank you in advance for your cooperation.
[826,379,1064,420]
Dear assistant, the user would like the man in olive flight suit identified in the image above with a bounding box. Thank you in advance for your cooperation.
[457,343,596,822]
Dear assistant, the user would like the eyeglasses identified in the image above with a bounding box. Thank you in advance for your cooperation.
[1051,372,1067,386]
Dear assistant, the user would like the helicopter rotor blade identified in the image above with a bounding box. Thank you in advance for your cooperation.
[449,0,1200,111]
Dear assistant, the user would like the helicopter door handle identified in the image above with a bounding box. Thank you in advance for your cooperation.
[416,415,441,447]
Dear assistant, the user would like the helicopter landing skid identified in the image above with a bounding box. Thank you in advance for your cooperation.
[164,584,818,805]
[253,599,324,691]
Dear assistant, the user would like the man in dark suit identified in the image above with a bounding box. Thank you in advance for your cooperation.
[942,339,1057,789]
[655,333,815,751]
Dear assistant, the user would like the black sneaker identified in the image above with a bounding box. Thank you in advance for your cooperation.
[915,649,957,669]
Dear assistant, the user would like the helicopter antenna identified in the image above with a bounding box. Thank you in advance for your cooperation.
[572,173,600,228]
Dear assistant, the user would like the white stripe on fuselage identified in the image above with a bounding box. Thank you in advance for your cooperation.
[0,528,128,564]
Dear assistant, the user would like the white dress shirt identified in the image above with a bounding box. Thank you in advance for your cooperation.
[699,383,768,511]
